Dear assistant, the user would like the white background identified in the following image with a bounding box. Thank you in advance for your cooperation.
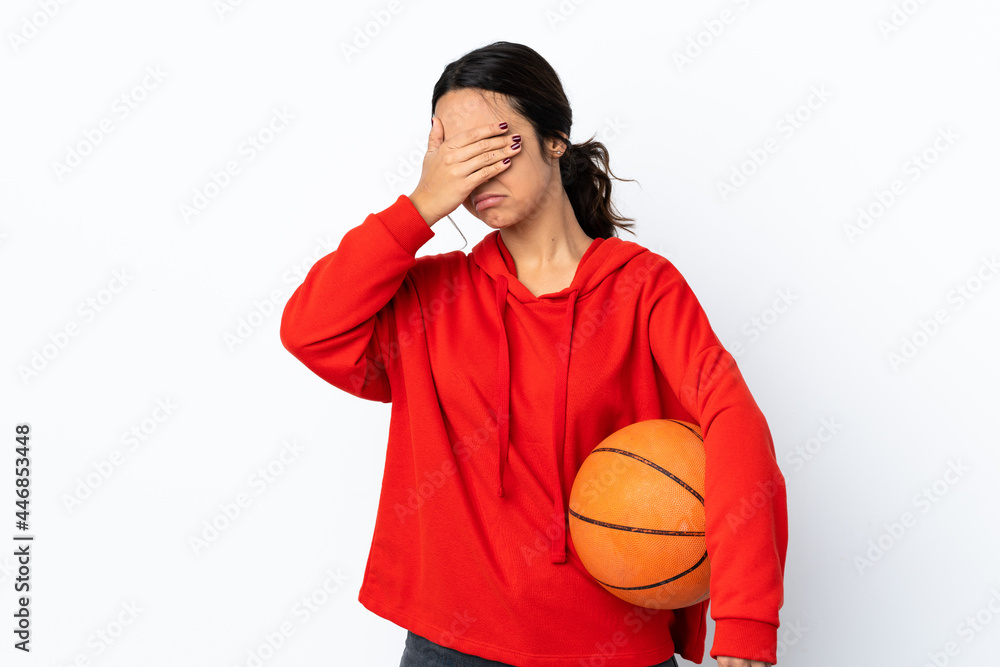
[3,1,999,666]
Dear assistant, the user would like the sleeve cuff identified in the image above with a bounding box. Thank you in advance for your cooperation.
[711,618,779,664]
[374,194,435,255]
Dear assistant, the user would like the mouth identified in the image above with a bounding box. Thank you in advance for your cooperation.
[474,194,506,212]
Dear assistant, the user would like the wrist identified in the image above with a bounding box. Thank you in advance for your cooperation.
[407,192,440,227]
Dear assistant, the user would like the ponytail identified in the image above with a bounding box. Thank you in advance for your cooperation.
[559,137,637,239]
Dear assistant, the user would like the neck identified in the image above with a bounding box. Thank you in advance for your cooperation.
[499,191,593,275]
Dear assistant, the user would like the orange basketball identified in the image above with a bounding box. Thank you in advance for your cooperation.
[568,419,711,609]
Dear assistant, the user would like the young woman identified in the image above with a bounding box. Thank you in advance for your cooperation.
[280,41,787,667]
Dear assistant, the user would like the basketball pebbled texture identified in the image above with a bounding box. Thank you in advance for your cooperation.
[568,419,711,609]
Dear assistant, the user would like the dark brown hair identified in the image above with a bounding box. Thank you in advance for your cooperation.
[431,41,637,240]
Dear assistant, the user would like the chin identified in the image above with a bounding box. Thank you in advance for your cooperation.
[479,213,519,230]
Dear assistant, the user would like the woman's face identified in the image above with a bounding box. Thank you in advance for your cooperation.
[433,88,566,231]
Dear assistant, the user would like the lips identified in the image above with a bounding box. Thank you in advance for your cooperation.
[474,194,506,211]
[473,192,504,205]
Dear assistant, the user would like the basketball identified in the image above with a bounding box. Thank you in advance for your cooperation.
[568,419,711,609]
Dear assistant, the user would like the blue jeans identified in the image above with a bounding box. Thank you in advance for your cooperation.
[399,630,679,667]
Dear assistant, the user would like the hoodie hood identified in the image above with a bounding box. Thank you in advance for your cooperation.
[471,229,648,564]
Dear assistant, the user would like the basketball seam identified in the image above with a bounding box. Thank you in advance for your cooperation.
[590,551,710,590]
[666,419,703,441]
[588,447,705,505]
[568,508,705,536]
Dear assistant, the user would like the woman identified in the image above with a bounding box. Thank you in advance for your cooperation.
[280,41,787,667]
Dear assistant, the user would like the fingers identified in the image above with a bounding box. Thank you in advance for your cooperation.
[428,116,443,149]
[451,131,517,168]
[471,144,515,186]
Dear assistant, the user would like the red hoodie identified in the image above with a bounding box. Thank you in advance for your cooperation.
[279,194,788,666]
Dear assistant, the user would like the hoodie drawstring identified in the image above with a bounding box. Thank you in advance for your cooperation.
[494,274,579,565]
[495,274,511,500]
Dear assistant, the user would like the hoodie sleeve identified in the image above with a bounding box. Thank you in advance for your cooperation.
[279,194,435,402]
[647,259,788,665]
